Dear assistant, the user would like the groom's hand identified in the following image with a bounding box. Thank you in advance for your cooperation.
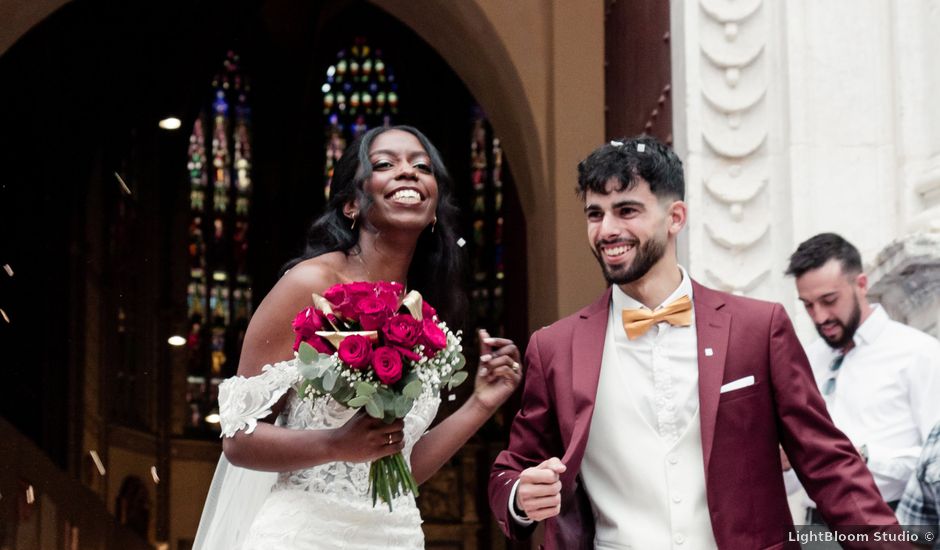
[515,457,566,521]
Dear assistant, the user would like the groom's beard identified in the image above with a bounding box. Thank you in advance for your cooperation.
[592,233,667,286]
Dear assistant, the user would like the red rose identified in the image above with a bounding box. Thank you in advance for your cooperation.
[394,345,422,362]
[324,282,372,320]
[383,314,421,348]
[292,307,324,338]
[420,318,447,355]
[308,335,335,354]
[421,301,437,321]
[356,296,391,331]
[323,283,349,308]
[337,334,373,369]
[293,334,334,354]
[375,281,404,294]
[373,282,403,314]
[292,307,332,352]
[371,346,403,385]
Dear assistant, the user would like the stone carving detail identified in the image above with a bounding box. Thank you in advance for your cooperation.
[867,233,940,337]
[696,0,771,295]
[911,158,940,232]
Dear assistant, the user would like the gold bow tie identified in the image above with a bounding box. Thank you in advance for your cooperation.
[621,295,693,340]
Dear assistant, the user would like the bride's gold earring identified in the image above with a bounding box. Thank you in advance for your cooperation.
[430,216,437,233]
[350,214,357,230]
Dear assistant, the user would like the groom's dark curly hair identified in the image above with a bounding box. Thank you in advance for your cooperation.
[576,135,685,202]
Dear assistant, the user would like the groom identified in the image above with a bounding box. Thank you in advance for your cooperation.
[488,137,897,549]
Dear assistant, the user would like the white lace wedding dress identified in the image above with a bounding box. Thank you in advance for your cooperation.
[194,360,441,550]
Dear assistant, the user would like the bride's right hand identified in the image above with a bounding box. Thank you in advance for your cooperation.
[327,410,406,463]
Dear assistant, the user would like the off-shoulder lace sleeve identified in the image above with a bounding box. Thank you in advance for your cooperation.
[218,360,300,438]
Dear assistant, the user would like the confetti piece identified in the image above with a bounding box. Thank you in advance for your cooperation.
[114,172,132,195]
[456,238,466,248]
[637,143,646,153]
[89,450,106,476]
[26,485,35,504]
[448,393,456,402]
[0,308,9,323]
[150,466,160,484]
[2,264,12,277]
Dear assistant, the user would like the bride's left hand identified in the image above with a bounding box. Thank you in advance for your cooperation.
[472,329,523,413]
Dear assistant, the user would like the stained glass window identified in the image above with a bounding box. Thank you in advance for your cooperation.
[322,37,398,197]
[185,51,253,435]
[468,108,506,333]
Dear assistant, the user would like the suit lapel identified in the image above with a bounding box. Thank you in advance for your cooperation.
[562,288,611,473]
[692,281,731,474]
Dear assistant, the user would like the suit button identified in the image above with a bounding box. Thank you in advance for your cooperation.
[672,493,682,503]
[674,533,685,545]
[668,455,679,465]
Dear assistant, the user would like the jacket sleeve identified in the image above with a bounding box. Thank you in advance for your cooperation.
[488,330,565,540]
[769,304,899,536]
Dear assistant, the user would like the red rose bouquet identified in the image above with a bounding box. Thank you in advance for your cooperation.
[292,281,467,511]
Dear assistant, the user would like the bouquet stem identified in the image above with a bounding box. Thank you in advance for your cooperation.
[370,452,420,511]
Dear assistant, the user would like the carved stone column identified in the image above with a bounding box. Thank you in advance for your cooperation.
[672,0,785,300]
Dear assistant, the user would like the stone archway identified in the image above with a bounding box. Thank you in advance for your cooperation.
[0,0,69,56]
[371,0,546,220]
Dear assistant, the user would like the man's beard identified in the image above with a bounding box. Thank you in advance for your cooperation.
[816,294,862,349]
[592,233,667,286]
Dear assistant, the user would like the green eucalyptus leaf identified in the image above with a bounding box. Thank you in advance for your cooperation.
[371,392,385,411]
[454,353,467,371]
[449,370,469,389]
[377,386,394,399]
[393,395,413,418]
[356,382,377,397]
[322,369,337,392]
[297,361,320,380]
[298,341,317,364]
[365,397,382,418]
[332,383,355,403]
[384,395,399,414]
[348,395,370,408]
[402,380,423,400]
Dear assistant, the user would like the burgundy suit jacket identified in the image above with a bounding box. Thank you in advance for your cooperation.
[489,281,897,550]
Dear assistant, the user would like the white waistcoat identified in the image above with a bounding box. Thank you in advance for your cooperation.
[580,305,717,550]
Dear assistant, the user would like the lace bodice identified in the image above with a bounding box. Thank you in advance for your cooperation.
[218,360,441,502]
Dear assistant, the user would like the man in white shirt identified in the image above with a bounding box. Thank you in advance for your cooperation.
[785,232,940,523]
[489,137,897,549]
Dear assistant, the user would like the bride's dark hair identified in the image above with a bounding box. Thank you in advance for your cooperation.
[282,125,465,324]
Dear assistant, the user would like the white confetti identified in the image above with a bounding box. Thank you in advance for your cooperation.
[456,238,466,248]
[26,485,35,504]
[150,466,160,484]
[2,264,12,277]
[448,393,456,402]
[0,308,9,323]
[637,143,646,153]
[89,450,106,476]
[114,172,132,195]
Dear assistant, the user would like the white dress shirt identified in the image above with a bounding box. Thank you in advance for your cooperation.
[607,268,699,443]
[788,305,940,505]
[511,268,717,549]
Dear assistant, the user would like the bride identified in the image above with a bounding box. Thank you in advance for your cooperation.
[194,125,522,549]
